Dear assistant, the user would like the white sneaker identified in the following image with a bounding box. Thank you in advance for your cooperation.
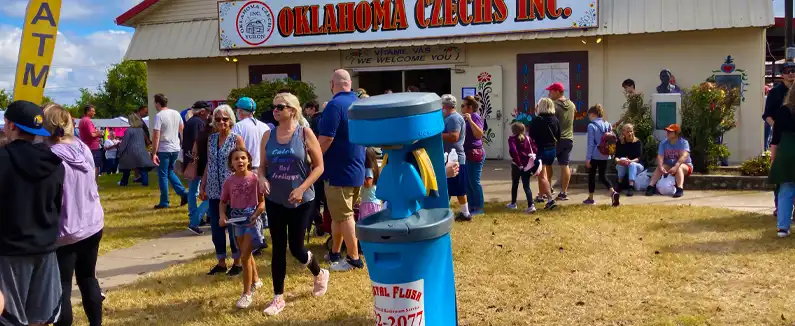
[235,294,253,309]
[263,295,286,316]
[330,260,354,272]
[252,279,263,292]
[524,206,537,214]
[778,229,790,238]
[506,203,517,209]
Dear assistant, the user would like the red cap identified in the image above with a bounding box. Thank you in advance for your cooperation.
[545,82,565,92]
[664,124,681,133]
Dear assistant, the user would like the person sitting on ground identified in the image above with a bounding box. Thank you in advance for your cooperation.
[615,123,644,196]
[584,104,620,206]
[646,124,692,198]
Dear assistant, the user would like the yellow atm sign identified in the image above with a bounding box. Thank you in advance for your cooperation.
[13,0,61,104]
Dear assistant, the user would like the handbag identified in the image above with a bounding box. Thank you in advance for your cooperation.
[183,143,198,180]
[466,148,485,162]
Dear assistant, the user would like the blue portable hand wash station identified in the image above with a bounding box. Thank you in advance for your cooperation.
[348,92,458,326]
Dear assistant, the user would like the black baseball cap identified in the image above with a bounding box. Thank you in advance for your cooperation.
[5,100,49,136]
[191,101,210,110]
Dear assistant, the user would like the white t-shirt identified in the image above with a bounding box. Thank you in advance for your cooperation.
[152,108,183,153]
[104,139,119,159]
[232,117,271,168]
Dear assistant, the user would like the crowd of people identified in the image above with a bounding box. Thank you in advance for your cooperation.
[0,69,703,324]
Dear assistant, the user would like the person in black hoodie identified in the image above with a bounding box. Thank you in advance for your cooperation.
[0,100,65,326]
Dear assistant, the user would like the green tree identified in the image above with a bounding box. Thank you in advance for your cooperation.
[93,60,148,118]
[0,89,9,109]
[41,95,53,105]
[228,78,317,114]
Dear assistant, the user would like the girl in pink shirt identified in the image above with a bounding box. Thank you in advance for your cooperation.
[220,148,265,309]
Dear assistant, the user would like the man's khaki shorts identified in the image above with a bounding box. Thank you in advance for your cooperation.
[325,182,360,222]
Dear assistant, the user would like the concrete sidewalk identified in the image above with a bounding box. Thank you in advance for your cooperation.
[81,161,775,298]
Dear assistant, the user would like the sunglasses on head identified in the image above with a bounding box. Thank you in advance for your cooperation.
[214,117,230,122]
[273,104,290,111]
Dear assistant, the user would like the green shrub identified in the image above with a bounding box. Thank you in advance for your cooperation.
[227,78,317,112]
[680,83,739,173]
[618,93,658,167]
[739,151,771,176]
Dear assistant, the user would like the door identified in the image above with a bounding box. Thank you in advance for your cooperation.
[451,66,504,159]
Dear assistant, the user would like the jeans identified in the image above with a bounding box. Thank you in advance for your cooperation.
[187,179,208,228]
[55,230,103,326]
[777,182,795,231]
[119,168,151,186]
[208,199,239,260]
[103,158,118,174]
[156,152,187,206]
[616,162,644,182]
[765,123,772,151]
[465,157,485,210]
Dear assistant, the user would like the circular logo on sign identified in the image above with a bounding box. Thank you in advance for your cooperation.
[235,1,275,46]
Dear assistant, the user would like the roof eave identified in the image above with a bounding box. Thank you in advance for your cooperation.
[115,0,162,27]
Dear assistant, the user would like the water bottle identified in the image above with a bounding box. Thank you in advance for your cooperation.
[447,149,459,164]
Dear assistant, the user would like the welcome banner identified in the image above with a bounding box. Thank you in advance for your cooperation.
[218,0,598,50]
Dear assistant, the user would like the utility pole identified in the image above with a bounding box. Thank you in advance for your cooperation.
[787,0,794,60]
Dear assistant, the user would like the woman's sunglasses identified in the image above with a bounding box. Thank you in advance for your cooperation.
[273,104,291,111]
[214,117,230,122]
[784,69,795,75]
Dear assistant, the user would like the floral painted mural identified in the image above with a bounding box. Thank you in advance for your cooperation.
[476,72,496,145]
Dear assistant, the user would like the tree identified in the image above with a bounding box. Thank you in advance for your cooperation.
[93,60,148,118]
[41,95,53,105]
[0,89,9,109]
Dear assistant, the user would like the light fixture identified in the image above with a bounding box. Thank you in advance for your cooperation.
[232,58,238,63]
[596,37,602,43]
[225,57,230,62]
[581,39,587,44]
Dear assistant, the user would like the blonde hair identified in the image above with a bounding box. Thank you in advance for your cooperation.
[42,104,75,140]
[536,98,555,115]
[274,92,309,127]
[211,105,236,127]
[620,123,638,143]
[511,122,526,142]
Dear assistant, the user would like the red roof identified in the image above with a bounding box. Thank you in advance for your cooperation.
[115,0,161,26]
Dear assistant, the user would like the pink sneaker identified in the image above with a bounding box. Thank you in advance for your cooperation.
[313,269,329,297]
[263,295,285,316]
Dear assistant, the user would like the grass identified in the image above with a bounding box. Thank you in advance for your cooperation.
[96,172,189,254]
[77,202,795,326]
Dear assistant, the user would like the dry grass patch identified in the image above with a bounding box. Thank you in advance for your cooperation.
[97,173,188,254]
[79,203,795,325]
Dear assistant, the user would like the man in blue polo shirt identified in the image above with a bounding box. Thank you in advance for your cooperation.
[318,69,365,272]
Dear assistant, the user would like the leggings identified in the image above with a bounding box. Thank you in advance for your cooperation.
[588,159,612,193]
[510,164,533,206]
[266,199,321,295]
[55,230,103,326]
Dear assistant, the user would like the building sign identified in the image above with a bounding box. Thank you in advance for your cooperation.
[13,0,61,104]
[218,0,598,50]
[341,45,464,68]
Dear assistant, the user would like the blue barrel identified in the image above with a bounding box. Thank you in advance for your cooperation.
[357,208,457,326]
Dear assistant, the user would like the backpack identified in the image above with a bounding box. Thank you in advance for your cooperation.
[593,121,617,156]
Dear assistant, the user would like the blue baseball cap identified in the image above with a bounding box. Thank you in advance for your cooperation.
[5,100,50,136]
[235,97,256,112]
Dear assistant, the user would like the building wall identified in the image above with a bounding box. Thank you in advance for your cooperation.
[144,28,765,162]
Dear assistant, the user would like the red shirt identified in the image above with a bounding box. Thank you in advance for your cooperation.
[78,116,100,150]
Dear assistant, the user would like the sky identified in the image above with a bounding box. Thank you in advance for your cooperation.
[0,0,140,105]
[0,0,790,105]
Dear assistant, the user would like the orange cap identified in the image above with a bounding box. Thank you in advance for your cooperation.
[664,124,681,133]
